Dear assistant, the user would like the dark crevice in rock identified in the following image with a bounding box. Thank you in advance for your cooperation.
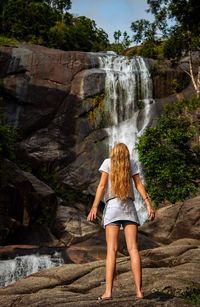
[167,202,184,239]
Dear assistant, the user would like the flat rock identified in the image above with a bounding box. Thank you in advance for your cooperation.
[0,243,199,306]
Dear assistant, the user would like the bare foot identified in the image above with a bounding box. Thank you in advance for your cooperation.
[99,292,112,300]
[135,290,144,299]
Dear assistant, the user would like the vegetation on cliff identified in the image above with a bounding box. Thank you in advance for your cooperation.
[137,97,200,206]
[0,0,109,52]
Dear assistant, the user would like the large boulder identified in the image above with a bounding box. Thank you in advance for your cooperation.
[140,196,200,244]
[0,159,58,245]
[53,203,99,246]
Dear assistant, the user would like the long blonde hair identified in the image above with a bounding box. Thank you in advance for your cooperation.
[110,143,131,200]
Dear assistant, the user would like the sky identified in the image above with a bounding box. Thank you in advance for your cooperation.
[69,0,154,42]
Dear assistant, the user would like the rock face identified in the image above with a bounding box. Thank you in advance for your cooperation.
[0,44,107,196]
[0,159,58,246]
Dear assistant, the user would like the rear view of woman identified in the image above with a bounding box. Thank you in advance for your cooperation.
[87,143,155,301]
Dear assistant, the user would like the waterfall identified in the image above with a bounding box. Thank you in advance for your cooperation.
[98,55,156,225]
[0,253,64,288]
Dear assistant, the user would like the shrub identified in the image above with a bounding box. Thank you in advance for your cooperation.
[137,97,200,206]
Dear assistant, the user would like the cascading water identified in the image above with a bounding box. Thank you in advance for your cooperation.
[98,54,156,225]
[0,253,64,288]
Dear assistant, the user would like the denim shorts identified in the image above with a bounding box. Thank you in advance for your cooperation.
[107,220,138,229]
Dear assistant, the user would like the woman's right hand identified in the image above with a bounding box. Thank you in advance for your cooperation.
[87,206,98,221]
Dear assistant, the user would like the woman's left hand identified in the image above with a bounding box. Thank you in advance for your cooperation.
[147,204,155,221]
[87,207,98,221]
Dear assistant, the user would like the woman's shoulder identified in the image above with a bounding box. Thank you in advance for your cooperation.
[99,158,110,173]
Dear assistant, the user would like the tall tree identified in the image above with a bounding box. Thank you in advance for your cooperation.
[112,30,132,54]
[44,0,71,14]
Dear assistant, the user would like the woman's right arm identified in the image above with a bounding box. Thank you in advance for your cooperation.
[87,171,108,221]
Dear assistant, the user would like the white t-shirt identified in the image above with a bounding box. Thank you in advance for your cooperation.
[99,158,139,203]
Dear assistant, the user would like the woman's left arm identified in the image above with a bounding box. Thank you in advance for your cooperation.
[132,174,155,221]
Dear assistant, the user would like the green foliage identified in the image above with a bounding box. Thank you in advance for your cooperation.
[182,285,200,305]
[0,35,19,46]
[0,98,17,160]
[137,99,145,110]
[88,94,105,124]
[131,19,156,44]
[171,77,190,93]
[137,97,200,206]
[0,0,109,52]
[1,0,59,42]
[48,20,70,50]
[131,1,200,61]
[127,41,165,59]
[149,63,160,77]
[110,30,132,54]
[66,16,108,52]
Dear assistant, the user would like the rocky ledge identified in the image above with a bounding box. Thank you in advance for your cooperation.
[0,239,199,306]
[0,196,200,306]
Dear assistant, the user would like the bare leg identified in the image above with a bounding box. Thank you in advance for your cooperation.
[101,225,120,299]
[124,224,143,298]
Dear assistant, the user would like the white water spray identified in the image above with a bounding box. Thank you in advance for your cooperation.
[0,253,64,288]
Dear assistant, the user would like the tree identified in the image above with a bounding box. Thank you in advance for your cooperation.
[131,19,156,44]
[122,31,132,49]
[114,30,121,44]
[137,97,200,206]
[44,0,71,15]
[1,0,59,42]
[0,0,109,52]
[131,0,200,96]
[111,30,132,54]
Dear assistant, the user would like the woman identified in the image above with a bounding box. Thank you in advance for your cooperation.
[87,143,155,301]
